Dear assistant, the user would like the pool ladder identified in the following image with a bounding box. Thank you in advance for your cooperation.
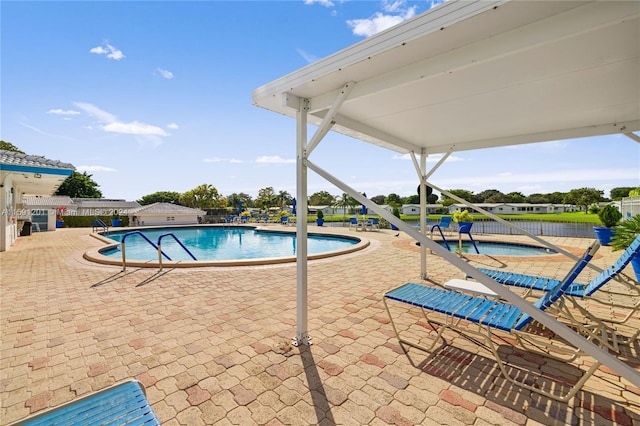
[120,231,197,271]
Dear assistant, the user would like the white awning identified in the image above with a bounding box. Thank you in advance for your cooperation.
[254,0,639,154]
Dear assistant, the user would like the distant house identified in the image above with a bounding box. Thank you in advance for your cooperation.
[447,203,580,214]
[401,204,443,215]
[128,203,206,226]
[307,206,335,216]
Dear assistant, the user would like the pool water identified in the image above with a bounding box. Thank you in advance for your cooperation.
[100,226,358,261]
[439,241,557,256]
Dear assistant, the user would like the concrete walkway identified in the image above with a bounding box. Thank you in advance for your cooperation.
[1,227,639,425]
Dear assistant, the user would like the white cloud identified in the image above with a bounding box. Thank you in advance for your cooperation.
[89,41,125,60]
[296,48,318,64]
[304,0,334,7]
[76,165,117,172]
[74,102,117,123]
[103,121,168,136]
[347,2,417,37]
[47,109,80,116]
[256,155,295,164]
[204,157,243,163]
[73,102,169,138]
[155,67,174,79]
[167,123,179,130]
[382,0,405,13]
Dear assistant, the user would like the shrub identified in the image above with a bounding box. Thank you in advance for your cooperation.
[597,205,622,228]
[453,209,473,223]
[611,214,640,251]
[316,210,324,219]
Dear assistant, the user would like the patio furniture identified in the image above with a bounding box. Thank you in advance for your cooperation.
[430,215,452,237]
[10,380,159,426]
[349,217,359,229]
[280,216,289,225]
[383,242,601,402]
[475,236,640,326]
[364,217,379,231]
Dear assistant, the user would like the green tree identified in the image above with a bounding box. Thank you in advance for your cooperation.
[475,189,503,202]
[563,187,604,213]
[525,193,550,204]
[227,192,253,210]
[441,189,474,206]
[256,187,277,210]
[370,194,386,205]
[505,191,526,203]
[276,190,292,210]
[55,171,102,198]
[384,193,403,207]
[137,191,182,205]
[485,193,507,203]
[333,193,358,219]
[309,191,334,206]
[548,191,566,204]
[0,140,25,153]
[180,184,224,208]
[404,194,420,204]
[610,187,636,200]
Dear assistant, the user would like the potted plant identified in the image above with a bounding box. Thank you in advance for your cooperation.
[316,209,324,226]
[111,211,122,227]
[55,206,66,228]
[453,209,473,232]
[391,207,401,230]
[593,204,622,246]
[610,214,640,281]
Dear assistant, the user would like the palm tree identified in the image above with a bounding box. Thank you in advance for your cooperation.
[333,193,357,222]
[277,190,292,211]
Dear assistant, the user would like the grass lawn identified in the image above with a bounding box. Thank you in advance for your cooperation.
[317,211,602,224]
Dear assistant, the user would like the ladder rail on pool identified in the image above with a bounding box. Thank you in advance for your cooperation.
[157,233,197,270]
[120,231,173,271]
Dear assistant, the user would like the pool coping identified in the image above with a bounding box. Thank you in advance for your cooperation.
[392,234,599,262]
[84,224,370,268]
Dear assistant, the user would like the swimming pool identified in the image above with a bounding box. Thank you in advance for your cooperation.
[86,226,368,267]
[439,240,557,256]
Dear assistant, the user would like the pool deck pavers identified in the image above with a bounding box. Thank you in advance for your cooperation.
[1,226,639,425]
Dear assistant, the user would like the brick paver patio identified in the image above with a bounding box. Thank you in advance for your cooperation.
[1,226,639,425]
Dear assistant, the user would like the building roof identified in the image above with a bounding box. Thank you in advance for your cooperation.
[73,199,141,209]
[0,150,75,170]
[129,203,206,216]
[21,195,74,207]
[253,1,639,154]
[1,149,75,196]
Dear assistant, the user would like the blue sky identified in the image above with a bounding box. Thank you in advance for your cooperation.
[2,0,638,202]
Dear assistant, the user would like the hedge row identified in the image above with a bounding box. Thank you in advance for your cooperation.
[59,216,129,228]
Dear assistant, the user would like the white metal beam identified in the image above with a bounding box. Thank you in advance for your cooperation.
[312,111,422,153]
[307,82,355,155]
[294,97,311,347]
[305,158,640,389]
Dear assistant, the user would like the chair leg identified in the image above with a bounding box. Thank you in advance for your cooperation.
[383,297,448,353]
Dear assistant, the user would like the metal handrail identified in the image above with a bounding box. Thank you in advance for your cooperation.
[92,218,109,233]
[430,225,450,251]
[121,231,171,271]
[157,233,197,270]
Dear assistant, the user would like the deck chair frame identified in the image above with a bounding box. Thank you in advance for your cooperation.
[383,243,602,402]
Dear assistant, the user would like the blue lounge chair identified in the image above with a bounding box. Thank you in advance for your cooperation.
[430,215,452,237]
[348,217,358,229]
[383,242,601,402]
[280,216,289,225]
[476,236,640,320]
[364,217,379,231]
[11,380,159,425]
